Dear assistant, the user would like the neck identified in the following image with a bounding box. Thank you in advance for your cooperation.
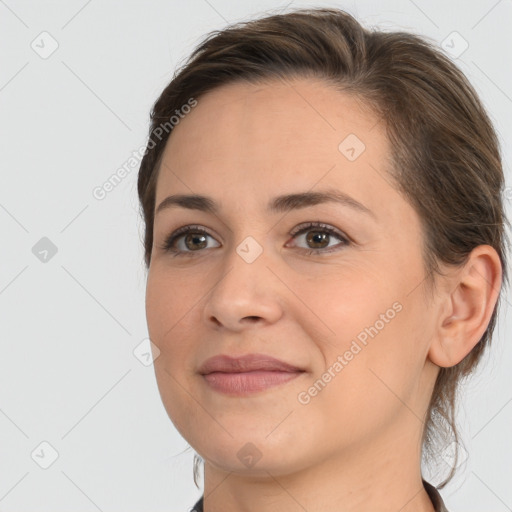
[201,414,436,512]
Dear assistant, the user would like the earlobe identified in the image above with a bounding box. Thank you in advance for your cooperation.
[427,245,502,368]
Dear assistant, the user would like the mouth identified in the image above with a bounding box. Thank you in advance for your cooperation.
[202,370,304,395]
[198,353,306,395]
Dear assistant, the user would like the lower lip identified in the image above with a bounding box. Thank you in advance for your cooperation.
[202,370,303,395]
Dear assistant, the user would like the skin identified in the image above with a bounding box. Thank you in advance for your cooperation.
[145,77,502,512]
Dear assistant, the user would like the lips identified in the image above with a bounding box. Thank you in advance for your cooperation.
[198,353,305,395]
[198,353,304,375]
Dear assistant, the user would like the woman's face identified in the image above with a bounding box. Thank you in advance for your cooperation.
[145,77,440,476]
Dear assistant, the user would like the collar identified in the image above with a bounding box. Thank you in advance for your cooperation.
[423,479,449,512]
[191,479,448,512]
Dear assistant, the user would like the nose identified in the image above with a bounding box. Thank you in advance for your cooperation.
[202,241,284,331]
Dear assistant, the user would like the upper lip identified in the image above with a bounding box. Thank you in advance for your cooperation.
[199,353,304,374]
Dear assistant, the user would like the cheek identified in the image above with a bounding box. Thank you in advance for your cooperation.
[145,267,197,338]
[296,265,426,407]
[145,272,202,436]
[299,306,425,447]
[342,293,430,416]
[145,270,199,377]
[291,264,396,347]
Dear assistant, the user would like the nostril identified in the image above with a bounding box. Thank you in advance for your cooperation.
[210,316,222,326]
[243,316,261,322]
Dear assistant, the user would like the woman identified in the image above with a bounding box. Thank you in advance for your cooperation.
[137,7,508,512]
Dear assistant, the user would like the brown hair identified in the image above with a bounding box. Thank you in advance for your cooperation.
[137,7,509,488]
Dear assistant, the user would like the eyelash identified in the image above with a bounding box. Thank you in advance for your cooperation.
[160,222,351,257]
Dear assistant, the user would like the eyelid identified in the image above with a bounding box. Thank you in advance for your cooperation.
[285,222,351,253]
[161,221,351,255]
[160,224,220,253]
[288,221,350,241]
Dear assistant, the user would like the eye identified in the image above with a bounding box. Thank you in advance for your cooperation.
[286,221,350,255]
[160,221,350,257]
[160,224,220,256]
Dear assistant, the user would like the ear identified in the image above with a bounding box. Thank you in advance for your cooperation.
[428,245,503,368]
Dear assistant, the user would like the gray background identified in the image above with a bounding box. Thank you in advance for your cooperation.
[1,0,511,511]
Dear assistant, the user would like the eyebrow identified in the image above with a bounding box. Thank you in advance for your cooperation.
[155,188,376,219]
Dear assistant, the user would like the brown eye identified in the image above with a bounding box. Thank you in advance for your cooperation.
[305,230,331,249]
[183,232,208,251]
[288,222,350,255]
[161,222,350,257]
[162,225,220,254]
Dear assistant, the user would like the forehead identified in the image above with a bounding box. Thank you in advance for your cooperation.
[155,77,395,215]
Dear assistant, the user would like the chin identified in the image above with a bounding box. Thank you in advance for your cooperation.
[195,433,316,478]
[203,448,295,476]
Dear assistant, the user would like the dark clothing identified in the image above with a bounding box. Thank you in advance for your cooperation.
[191,479,448,511]
[424,480,449,512]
